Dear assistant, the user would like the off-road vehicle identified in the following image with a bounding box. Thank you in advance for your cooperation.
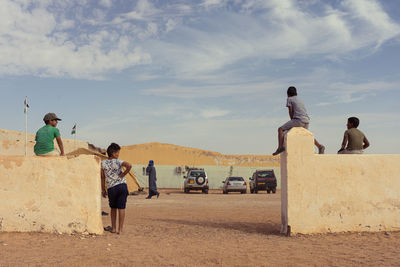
[249,169,277,194]
[183,168,209,194]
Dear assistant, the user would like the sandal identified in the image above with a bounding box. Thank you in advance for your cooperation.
[272,147,285,156]
[104,226,112,232]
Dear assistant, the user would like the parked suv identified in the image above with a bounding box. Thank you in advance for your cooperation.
[249,170,277,194]
[183,168,209,194]
[222,176,247,194]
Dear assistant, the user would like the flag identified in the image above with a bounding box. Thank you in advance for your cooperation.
[24,97,29,114]
[71,124,77,135]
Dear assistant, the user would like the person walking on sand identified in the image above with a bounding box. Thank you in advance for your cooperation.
[101,143,132,234]
[34,113,64,156]
[338,117,370,154]
[273,86,325,156]
[146,160,160,199]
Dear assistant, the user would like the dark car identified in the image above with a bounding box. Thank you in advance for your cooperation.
[249,170,277,194]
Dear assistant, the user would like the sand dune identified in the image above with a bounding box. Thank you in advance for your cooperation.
[1,129,278,167]
[121,142,279,166]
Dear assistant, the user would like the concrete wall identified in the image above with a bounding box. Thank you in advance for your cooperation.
[131,165,281,190]
[0,155,103,234]
[0,128,88,156]
[281,127,400,235]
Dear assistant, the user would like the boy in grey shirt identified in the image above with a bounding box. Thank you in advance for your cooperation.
[273,86,325,155]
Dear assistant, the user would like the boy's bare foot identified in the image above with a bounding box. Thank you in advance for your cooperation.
[272,147,285,156]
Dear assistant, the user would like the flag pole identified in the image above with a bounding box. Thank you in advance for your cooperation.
[74,124,76,151]
[25,96,28,156]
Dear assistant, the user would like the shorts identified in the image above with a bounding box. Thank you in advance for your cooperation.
[338,149,364,154]
[37,149,60,157]
[107,183,128,209]
[280,119,309,131]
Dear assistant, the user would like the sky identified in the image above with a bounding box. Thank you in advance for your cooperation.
[1,0,400,155]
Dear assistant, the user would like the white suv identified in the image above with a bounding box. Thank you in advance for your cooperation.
[183,168,209,194]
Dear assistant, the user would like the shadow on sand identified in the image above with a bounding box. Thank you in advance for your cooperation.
[155,218,281,236]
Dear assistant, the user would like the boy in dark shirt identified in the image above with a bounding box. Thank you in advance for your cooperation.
[338,117,370,154]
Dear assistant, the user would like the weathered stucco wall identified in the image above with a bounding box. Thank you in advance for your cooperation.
[0,155,103,234]
[0,128,88,156]
[281,127,400,235]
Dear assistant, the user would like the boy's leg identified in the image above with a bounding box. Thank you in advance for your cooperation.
[278,127,285,149]
[273,127,286,156]
[117,209,125,234]
[115,183,128,234]
[110,208,117,233]
[274,120,298,155]
[314,139,325,154]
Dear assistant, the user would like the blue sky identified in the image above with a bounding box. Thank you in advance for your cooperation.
[1,0,400,154]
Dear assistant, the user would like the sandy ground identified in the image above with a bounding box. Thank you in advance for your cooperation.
[1,189,400,266]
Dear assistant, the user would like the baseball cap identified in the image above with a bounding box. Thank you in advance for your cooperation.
[43,113,62,122]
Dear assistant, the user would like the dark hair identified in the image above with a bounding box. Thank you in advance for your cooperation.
[348,117,360,128]
[287,86,297,97]
[107,143,121,157]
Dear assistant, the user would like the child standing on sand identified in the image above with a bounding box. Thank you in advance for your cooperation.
[273,86,325,155]
[101,143,132,234]
[338,117,370,154]
[34,113,65,156]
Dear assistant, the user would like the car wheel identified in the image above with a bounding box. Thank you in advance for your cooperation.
[223,190,227,194]
[184,188,189,193]
[241,190,246,194]
[250,189,254,194]
[267,190,271,194]
[272,188,276,194]
[203,189,209,194]
[254,189,258,194]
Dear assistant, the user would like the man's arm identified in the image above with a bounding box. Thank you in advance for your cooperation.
[363,136,370,149]
[288,106,294,120]
[339,134,348,152]
[120,161,132,178]
[56,136,64,156]
[101,169,107,198]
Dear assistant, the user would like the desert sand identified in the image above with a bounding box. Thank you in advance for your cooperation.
[1,190,399,266]
[121,142,279,166]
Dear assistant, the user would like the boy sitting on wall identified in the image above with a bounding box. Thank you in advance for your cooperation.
[338,117,370,154]
[273,86,325,155]
[34,113,64,156]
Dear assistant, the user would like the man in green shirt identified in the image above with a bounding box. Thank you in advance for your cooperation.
[34,113,65,156]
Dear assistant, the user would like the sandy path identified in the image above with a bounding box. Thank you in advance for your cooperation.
[1,190,400,266]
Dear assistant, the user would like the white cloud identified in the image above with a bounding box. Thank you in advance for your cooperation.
[133,0,400,81]
[141,81,285,99]
[200,108,230,118]
[99,0,112,8]
[0,0,151,79]
[115,0,161,21]
[0,0,399,80]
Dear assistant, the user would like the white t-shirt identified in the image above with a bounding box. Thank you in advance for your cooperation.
[101,159,126,189]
